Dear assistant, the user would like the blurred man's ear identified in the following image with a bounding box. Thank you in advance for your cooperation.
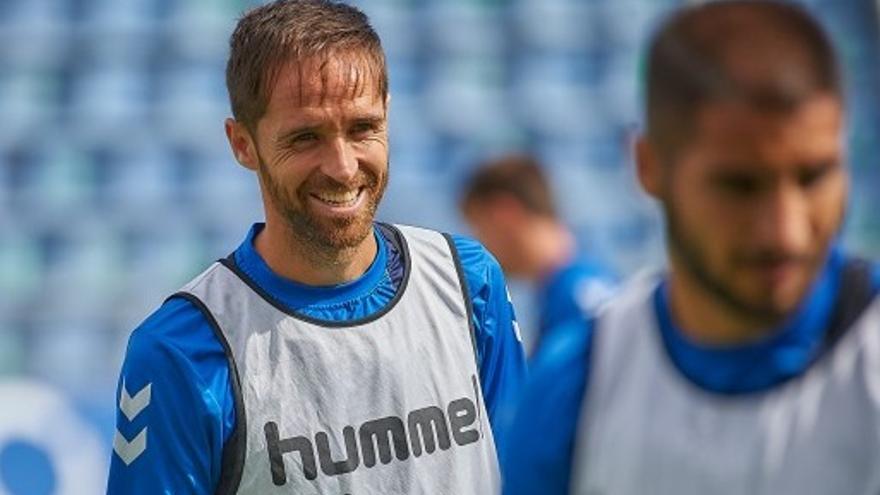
[225,118,260,171]
[635,135,663,199]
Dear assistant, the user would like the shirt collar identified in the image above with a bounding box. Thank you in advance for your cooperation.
[653,246,844,394]
[232,223,388,311]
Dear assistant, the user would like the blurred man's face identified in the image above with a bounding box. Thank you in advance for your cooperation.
[464,198,531,277]
[658,94,846,323]
[251,55,389,253]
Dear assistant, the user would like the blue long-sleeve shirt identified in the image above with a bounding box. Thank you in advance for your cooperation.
[108,223,527,494]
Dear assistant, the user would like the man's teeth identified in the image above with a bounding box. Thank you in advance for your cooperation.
[314,189,359,205]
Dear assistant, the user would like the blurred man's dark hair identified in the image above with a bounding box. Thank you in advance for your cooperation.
[460,154,617,355]
[645,0,841,160]
[460,154,558,219]
[226,0,388,131]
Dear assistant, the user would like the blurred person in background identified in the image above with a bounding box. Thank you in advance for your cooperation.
[107,1,525,493]
[504,1,880,494]
[460,154,617,356]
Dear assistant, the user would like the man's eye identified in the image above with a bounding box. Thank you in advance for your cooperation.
[715,175,761,195]
[798,164,832,188]
[350,122,377,137]
[292,132,319,144]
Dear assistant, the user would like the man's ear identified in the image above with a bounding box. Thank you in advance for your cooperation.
[635,135,663,199]
[225,118,259,171]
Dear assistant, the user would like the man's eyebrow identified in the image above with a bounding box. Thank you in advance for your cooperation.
[798,158,839,170]
[708,161,768,173]
[350,113,386,124]
[349,117,386,129]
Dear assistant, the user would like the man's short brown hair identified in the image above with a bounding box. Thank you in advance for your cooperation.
[460,154,558,219]
[645,0,841,159]
[226,0,388,130]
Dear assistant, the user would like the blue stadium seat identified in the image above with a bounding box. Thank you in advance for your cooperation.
[423,2,505,57]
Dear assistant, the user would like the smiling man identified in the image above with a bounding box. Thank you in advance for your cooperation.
[106,1,525,493]
[504,1,880,494]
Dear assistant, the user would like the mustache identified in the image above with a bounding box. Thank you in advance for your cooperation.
[300,171,380,192]
[732,250,816,267]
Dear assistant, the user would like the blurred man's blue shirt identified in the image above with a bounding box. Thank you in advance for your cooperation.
[535,257,616,351]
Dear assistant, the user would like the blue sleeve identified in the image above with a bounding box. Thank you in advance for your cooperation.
[503,318,594,495]
[538,262,616,342]
[872,262,880,292]
[452,235,528,467]
[106,297,235,495]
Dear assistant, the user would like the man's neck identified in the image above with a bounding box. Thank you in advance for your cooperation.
[254,221,378,286]
[666,269,782,346]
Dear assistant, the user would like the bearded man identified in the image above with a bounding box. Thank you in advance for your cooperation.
[504,1,880,494]
[107,1,525,493]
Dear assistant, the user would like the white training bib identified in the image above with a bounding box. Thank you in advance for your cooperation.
[180,225,500,495]
[572,272,880,495]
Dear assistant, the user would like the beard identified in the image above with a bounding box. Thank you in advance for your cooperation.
[258,158,389,257]
[663,199,823,325]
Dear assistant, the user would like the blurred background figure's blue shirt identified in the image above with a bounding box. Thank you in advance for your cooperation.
[535,257,616,352]
[107,223,526,494]
[503,251,880,495]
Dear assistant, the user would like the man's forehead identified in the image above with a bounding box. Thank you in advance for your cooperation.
[691,95,843,154]
[268,55,384,108]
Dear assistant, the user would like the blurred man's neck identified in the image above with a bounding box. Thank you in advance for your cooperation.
[667,260,787,346]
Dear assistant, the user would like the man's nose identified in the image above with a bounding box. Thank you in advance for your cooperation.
[754,183,811,255]
[320,137,359,184]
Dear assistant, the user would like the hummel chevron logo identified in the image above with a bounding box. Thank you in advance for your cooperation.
[120,380,151,421]
[114,379,152,465]
[114,428,147,466]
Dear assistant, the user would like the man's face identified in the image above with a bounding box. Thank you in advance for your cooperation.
[463,196,531,278]
[250,55,389,252]
[657,95,846,322]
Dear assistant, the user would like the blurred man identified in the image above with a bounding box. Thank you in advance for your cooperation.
[460,154,616,353]
[107,1,525,493]
[505,1,880,494]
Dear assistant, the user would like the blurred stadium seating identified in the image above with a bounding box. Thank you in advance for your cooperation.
[0,0,878,492]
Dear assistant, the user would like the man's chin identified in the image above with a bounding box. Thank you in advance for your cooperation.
[765,275,815,309]
[309,220,374,251]
[728,286,807,325]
